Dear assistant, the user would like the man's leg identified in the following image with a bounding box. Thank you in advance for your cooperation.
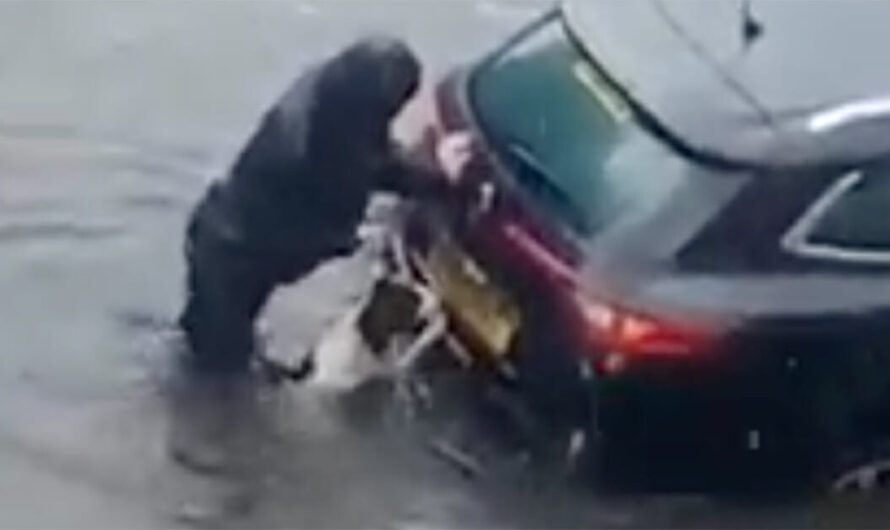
[171,225,280,475]
[180,225,277,375]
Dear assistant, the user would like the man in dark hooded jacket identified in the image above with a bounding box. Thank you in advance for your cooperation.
[178,37,461,377]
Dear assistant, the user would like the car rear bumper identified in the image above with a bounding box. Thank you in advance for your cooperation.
[588,345,890,476]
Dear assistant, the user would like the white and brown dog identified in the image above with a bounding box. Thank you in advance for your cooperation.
[258,270,446,393]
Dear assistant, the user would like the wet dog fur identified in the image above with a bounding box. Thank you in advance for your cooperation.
[258,276,443,390]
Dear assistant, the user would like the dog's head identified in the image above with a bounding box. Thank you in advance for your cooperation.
[356,277,423,355]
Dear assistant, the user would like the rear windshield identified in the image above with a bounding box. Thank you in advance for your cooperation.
[469,18,686,236]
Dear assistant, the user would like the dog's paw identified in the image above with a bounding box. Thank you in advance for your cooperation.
[256,354,315,385]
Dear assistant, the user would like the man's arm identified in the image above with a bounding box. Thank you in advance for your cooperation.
[374,154,453,200]
[375,132,477,201]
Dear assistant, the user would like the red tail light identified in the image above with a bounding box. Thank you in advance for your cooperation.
[573,293,716,359]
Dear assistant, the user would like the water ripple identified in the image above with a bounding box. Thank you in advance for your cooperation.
[0,221,125,243]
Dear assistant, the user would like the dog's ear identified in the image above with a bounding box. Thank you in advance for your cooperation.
[369,279,421,318]
[359,279,422,354]
[392,287,422,328]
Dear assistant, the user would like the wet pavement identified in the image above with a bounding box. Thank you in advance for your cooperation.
[3,1,890,527]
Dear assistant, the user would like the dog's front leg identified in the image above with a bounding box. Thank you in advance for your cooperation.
[390,312,447,419]
[395,312,447,372]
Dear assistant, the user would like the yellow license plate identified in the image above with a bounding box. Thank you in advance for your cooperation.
[426,240,520,357]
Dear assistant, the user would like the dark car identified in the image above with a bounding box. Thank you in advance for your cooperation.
[402,0,890,485]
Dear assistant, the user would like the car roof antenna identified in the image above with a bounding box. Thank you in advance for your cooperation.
[741,0,764,51]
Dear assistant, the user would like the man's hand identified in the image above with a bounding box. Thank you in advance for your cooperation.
[435,131,476,185]
[379,128,480,205]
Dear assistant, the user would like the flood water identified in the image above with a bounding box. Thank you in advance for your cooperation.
[2,1,890,527]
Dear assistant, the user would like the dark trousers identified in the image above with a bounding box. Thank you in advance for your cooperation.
[178,216,321,374]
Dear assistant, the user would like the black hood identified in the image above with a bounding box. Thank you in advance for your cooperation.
[217,36,421,252]
[315,37,420,127]
[299,36,421,166]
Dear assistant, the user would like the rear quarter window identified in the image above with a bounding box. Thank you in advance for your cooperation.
[783,165,890,264]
